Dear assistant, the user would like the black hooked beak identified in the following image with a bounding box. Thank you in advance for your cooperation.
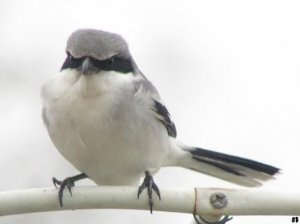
[81,57,97,75]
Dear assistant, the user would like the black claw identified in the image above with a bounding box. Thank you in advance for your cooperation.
[137,171,161,213]
[53,177,75,207]
[58,183,65,207]
[52,177,62,188]
[67,182,74,196]
[152,182,161,200]
[51,173,88,207]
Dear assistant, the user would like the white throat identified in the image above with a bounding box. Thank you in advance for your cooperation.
[41,69,139,104]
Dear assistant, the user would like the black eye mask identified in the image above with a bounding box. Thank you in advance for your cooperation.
[61,52,134,74]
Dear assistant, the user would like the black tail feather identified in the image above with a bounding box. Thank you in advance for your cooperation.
[188,147,280,176]
[192,156,245,176]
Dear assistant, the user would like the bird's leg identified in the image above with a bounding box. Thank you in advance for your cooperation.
[137,171,161,213]
[52,173,88,207]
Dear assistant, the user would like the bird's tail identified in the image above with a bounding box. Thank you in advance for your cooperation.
[176,145,280,187]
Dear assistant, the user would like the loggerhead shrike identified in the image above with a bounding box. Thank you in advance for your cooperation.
[41,29,280,212]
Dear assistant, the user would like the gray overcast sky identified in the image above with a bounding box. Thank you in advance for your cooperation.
[0,0,300,223]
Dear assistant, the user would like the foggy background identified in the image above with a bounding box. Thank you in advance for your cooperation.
[1,0,300,223]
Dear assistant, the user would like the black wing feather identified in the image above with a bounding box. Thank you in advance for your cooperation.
[152,100,177,137]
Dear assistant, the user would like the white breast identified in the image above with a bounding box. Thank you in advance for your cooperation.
[41,70,170,185]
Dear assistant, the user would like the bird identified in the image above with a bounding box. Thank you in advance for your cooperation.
[41,29,280,213]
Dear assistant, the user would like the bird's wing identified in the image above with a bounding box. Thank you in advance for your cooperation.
[134,76,177,138]
[151,99,177,137]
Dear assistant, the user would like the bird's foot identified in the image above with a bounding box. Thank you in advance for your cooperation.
[137,171,161,213]
[52,173,87,207]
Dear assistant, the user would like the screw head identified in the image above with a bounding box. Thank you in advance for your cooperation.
[210,192,227,209]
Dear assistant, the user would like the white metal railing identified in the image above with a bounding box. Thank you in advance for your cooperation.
[0,187,299,223]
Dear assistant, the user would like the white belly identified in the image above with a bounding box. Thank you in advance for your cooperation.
[42,71,170,185]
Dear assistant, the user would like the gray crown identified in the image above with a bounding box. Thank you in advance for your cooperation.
[66,29,130,60]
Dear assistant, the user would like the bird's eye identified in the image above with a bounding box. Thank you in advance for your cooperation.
[61,51,85,71]
[68,53,74,61]
[108,57,115,64]
[66,52,77,62]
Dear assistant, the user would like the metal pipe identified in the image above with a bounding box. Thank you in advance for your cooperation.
[0,187,299,217]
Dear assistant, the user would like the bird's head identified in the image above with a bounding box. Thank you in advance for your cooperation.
[61,29,135,75]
